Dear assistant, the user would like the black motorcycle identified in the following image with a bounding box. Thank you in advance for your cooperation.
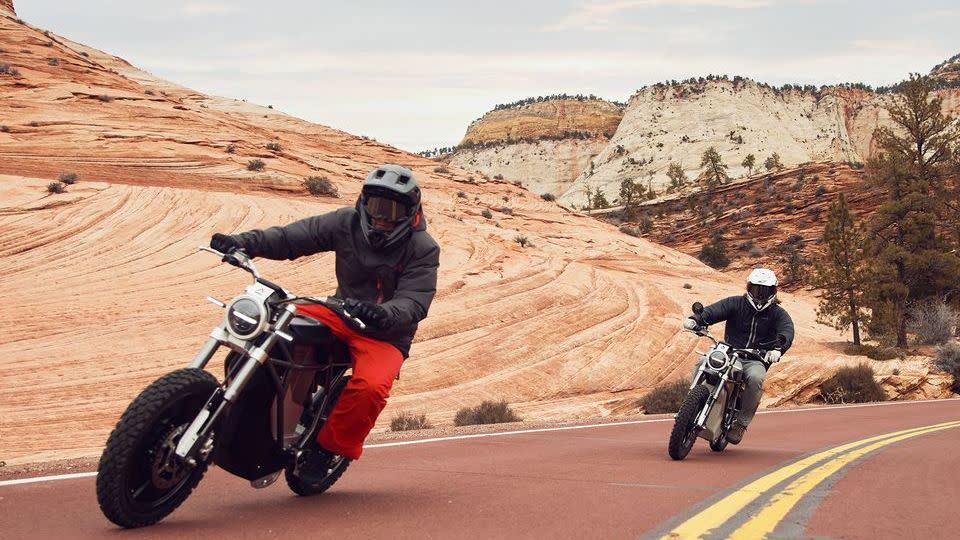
[96,247,367,528]
[668,302,780,461]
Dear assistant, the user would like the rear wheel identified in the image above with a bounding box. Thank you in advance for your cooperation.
[668,384,710,461]
[710,433,729,452]
[286,375,352,496]
[96,368,219,528]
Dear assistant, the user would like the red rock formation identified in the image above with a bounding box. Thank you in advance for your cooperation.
[0,0,14,16]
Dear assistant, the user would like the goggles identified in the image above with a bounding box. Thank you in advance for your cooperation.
[364,195,411,222]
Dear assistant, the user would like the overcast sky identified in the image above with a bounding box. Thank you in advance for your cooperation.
[15,1,960,152]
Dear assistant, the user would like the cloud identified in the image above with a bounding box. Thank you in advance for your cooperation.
[543,0,771,32]
[180,3,238,17]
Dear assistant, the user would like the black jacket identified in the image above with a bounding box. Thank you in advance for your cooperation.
[233,207,440,357]
[694,295,795,353]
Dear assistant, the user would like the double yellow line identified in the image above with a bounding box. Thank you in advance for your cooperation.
[661,420,960,539]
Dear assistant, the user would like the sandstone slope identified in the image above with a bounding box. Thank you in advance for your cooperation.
[0,9,950,467]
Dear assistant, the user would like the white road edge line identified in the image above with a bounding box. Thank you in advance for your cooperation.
[3,397,957,487]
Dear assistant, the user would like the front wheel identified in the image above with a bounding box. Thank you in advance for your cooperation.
[96,368,219,528]
[668,384,710,461]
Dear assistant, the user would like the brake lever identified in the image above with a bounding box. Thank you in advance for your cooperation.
[341,308,367,330]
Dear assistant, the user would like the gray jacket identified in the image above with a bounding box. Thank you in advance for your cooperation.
[695,295,795,353]
[234,207,440,357]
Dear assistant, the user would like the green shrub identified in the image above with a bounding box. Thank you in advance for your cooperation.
[935,342,960,393]
[843,343,900,361]
[481,209,493,219]
[818,364,886,404]
[514,234,531,247]
[226,144,236,154]
[432,166,449,174]
[266,142,282,152]
[247,159,266,171]
[454,400,521,426]
[47,57,60,66]
[304,176,338,197]
[390,412,432,431]
[698,236,730,269]
[457,191,468,199]
[46,181,65,194]
[541,192,557,201]
[58,172,78,185]
[639,379,690,414]
[96,94,114,102]
[908,301,957,345]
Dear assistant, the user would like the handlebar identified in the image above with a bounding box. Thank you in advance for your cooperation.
[293,296,367,331]
[199,247,367,330]
[685,328,772,364]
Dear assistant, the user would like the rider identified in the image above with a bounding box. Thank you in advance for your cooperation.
[682,268,794,444]
[210,164,439,483]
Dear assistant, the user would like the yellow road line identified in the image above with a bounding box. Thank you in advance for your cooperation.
[729,420,960,539]
[661,420,960,539]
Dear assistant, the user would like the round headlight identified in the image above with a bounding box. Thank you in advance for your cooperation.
[707,349,729,370]
[227,297,264,338]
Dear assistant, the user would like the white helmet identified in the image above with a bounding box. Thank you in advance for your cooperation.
[746,268,778,311]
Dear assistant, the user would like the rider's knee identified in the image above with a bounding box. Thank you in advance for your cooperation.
[351,376,391,402]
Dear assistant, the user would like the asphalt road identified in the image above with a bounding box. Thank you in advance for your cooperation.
[2,399,958,539]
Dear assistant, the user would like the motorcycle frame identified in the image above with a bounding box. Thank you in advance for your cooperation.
[173,249,356,466]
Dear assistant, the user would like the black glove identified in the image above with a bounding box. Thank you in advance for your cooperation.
[210,233,244,255]
[343,298,391,330]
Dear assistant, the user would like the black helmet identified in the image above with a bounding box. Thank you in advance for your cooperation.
[356,164,422,250]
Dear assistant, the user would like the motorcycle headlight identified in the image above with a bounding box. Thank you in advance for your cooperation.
[226,297,266,339]
[706,349,729,370]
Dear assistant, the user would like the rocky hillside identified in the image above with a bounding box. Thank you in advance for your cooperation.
[933,53,960,82]
[445,54,960,208]
[607,162,885,284]
[0,0,13,17]
[448,97,623,196]
[561,76,959,206]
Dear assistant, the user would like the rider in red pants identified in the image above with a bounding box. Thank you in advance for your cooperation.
[210,164,439,483]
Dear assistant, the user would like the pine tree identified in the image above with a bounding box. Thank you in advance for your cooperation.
[764,152,783,171]
[864,75,960,347]
[700,147,728,187]
[809,194,869,344]
[667,162,687,190]
[742,154,756,176]
[591,186,611,209]
[619,178,645,217]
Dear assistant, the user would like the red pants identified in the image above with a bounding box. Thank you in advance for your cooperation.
[295,304,403,460]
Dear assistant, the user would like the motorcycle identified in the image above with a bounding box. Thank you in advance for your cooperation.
[96,247,370,528]
[668,301,780,461]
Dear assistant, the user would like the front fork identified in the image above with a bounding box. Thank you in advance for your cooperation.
[692,365,732,428]
[174,304,298,463]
